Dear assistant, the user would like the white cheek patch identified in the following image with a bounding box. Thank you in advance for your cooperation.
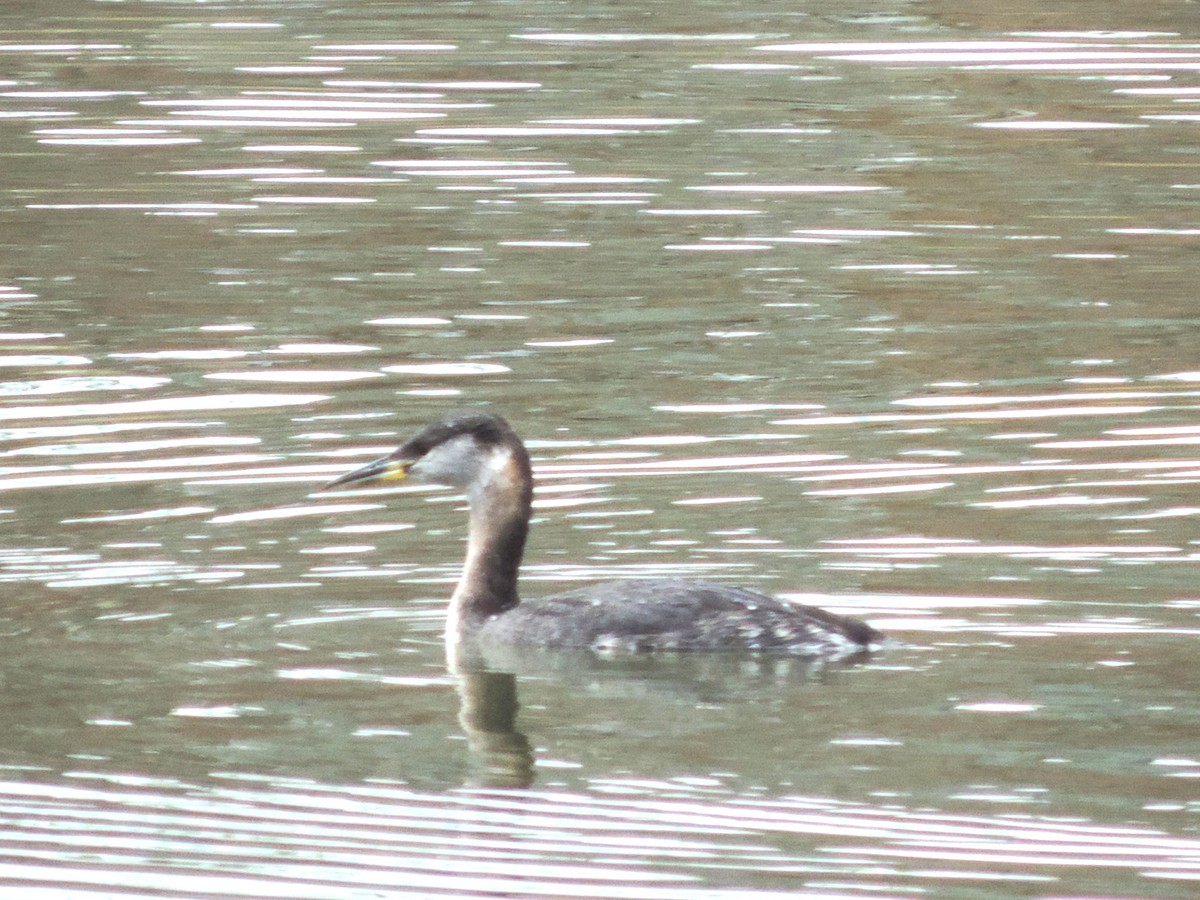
[466,445,515,505]
[411,435,478,485]
[480,445,513,479]
[411,436,514,495]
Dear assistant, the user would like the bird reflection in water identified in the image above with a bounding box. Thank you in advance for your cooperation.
[455,668,534,789]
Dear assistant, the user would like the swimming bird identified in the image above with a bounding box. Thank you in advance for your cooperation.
[324,411,882,659]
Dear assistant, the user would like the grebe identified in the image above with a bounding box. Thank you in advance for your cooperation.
[324,411,882,659]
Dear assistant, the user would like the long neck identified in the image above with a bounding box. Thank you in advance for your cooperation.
[447,441,532,634]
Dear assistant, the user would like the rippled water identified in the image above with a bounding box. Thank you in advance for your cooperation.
[3,0,1200,896]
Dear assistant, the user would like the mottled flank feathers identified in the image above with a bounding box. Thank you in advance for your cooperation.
[470,578,882,659]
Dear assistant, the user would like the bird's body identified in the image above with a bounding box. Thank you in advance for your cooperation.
[465,578,878,656]
[325,411,882,660]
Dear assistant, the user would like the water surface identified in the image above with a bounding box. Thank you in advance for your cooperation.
[3,0,1200,896]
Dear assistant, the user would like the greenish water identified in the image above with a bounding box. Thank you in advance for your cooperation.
[2,0,1200,896]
